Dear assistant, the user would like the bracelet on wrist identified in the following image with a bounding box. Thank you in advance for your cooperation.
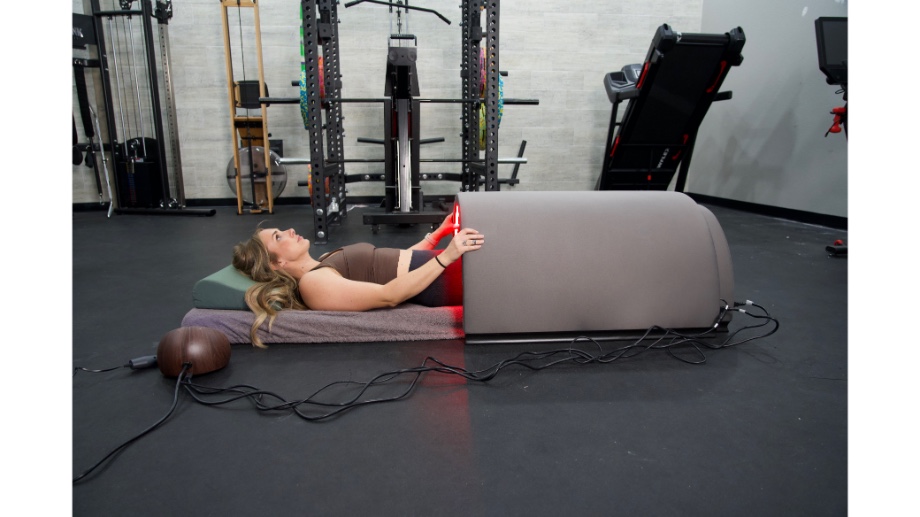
[434,254,448,268]
[424,232,437,245]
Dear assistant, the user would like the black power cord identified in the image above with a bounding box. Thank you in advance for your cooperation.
[73,355,158,376]
[73,301,779,482]
[181,300,778,421]
[73,363,189,483]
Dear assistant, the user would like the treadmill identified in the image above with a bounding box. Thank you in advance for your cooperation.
[596,24,745,191]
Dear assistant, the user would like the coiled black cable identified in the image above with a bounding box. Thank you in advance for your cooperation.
[73,301,778,481]
[181,301,778,421]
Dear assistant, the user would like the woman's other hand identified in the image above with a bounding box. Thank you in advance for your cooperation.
[442,228,484,264]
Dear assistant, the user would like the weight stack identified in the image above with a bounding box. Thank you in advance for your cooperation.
[114,137,165,209]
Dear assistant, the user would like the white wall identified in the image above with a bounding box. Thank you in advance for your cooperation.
[691,0,848,217]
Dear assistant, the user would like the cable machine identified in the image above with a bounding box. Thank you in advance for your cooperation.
[86,0,214,216]
[278,0,534,244]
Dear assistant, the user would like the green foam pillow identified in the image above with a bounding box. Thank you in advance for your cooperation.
[192,265,256,310]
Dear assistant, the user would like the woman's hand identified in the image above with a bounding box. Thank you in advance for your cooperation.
[433,212,459,241]
[442,227,484,264]
[410,212,460,251]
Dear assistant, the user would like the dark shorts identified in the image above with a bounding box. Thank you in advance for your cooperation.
[407,250,463,306]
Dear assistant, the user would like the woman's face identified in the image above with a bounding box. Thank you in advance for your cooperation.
[259,228,310,266]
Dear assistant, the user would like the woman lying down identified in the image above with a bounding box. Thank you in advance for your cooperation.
[232,213,484,347]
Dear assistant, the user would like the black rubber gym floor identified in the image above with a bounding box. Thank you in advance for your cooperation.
[72,201,847,516]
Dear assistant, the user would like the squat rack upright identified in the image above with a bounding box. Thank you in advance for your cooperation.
[294,0,507,244]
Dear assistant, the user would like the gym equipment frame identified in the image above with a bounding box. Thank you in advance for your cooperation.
[270,0,530,244]
[221,0,276,215]
[85,0,214,216]
[596,24,745,192]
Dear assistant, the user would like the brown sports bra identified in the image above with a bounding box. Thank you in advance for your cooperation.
[310,243,400,284]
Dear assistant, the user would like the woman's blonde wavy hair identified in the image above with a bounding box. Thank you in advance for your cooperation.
[232,230,308,348]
